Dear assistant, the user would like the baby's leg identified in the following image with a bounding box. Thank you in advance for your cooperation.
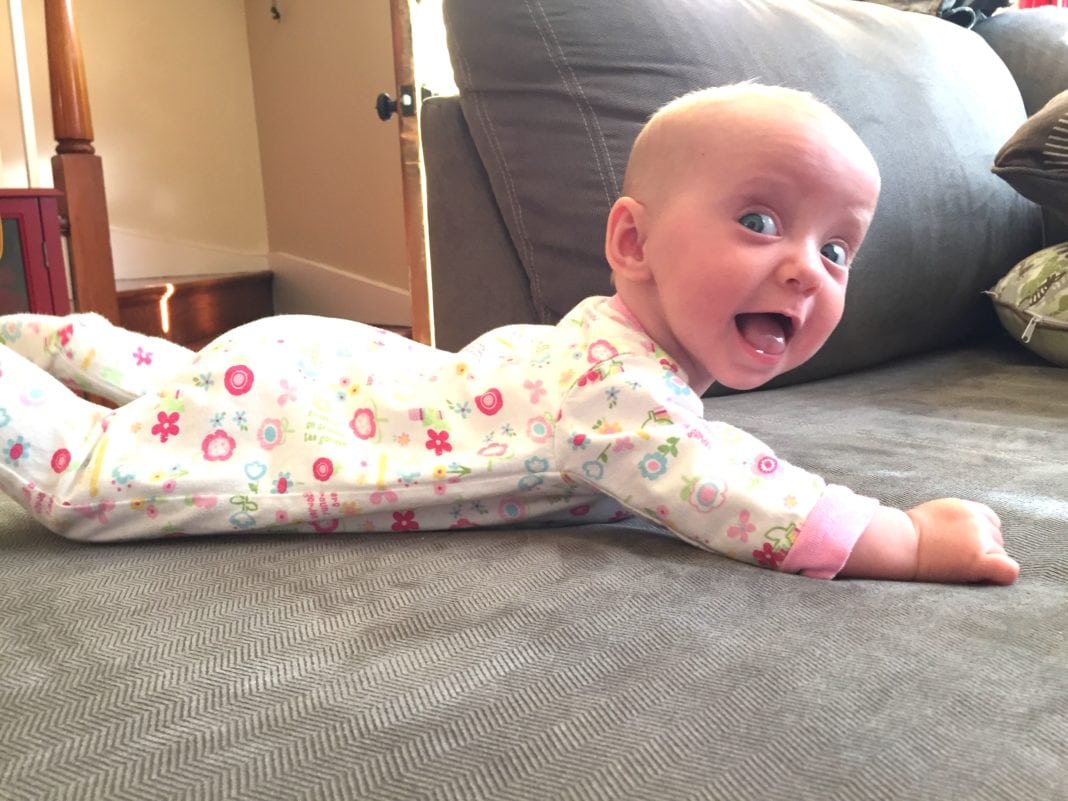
[0,347,112,536]
[0,312,192,404]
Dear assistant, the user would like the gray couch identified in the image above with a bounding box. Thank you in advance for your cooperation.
[2,2,1066,799]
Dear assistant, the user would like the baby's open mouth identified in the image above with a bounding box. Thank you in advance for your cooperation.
[736,313,794,355]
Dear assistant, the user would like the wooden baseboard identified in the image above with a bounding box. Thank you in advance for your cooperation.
[117,271,274,349]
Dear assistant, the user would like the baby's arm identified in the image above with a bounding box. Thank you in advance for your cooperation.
[840,499,1019,585]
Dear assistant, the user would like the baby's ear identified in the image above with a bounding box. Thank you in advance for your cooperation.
[605,197,651,281]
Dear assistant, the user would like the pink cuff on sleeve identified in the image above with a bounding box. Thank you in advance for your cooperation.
[779,484,879,580]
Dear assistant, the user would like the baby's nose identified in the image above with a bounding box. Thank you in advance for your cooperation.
[777,248,822,295]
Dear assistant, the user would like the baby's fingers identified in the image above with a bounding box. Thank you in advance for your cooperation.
[962,500,1003,540]
[978,551,1019,586]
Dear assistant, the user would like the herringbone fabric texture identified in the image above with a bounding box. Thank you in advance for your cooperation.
[2,344,1066,800]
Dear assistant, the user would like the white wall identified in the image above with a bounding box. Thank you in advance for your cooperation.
[244,0,409,294]
[76,0,270,279]
[0,0,270,279]
[0,1,412,323]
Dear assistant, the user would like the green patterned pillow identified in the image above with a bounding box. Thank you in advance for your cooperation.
[988,243,1068,367]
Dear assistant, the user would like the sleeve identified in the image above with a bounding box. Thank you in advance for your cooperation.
[554,352,877,578]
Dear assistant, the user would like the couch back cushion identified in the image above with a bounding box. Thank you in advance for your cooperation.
[443,0,1044,387]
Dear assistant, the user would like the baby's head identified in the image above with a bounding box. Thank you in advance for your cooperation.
[605,83,881,393]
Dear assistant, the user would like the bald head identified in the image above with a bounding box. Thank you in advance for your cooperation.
[621,83,880,210]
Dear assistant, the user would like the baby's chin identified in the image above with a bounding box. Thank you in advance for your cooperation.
[711,352,813,392]
[714,374,779,392]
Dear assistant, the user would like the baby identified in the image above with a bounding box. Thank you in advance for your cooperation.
[0,83,1018,584]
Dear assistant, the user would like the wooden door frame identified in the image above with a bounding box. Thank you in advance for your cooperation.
[388,0,433,345]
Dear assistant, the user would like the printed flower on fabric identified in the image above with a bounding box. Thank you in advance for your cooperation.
[277,379,297,405]
[397,469,421,488]
[335,376,360,402]
[582,460,604,481]
[312,457,334,481]
[753,542,786,569]
[475,388,503,416]
[753,454,779,477]
[224,365,254,395]
[425,428,452,456]
[576,369,602,388]
[478,442,509,459]
[131,498,161,520]
[498,497,526,522]
[0,321,22,342]
[569,433,589,450]
[638,452,668,480]
[350,408,376,440]
[133,347,153,366]
[257,418,285,450]
[662,372,690,397]
[727,510,756,542]
[311,518,339,534]
[524,380,546,404]
[371,488,398,504]
[230,511,256,530]
[518,455,550,491]
[272,472,293,494]
[51,448,71,473]
[587,339,619,363]
[201,430,236,462]
[111,465,136,488]
[0,408,8,427]
[526,416,553,444]
[595,420,622,435]
[151,411,180,443]
[21,388,45,407]
[517,473,543,491]
[524,456,550,475]
[245,461,268,482]
[4,436,28,466]
[683,476,727,513]
[391,510,419,532]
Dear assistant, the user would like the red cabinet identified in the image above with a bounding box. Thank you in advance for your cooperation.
[0,190,71,315]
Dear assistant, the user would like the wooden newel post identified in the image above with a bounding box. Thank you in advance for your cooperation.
[44,0,120,321]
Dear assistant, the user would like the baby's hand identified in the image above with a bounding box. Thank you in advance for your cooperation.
[907,499,1019,585]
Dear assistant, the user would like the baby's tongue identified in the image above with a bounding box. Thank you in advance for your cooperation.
[736,313,787,355]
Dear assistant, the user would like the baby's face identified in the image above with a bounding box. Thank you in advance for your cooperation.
[631,102,880,392]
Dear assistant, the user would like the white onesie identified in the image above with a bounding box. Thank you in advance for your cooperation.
[0,295,876,577]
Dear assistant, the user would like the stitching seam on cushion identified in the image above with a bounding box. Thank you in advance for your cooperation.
[528,0,620,205]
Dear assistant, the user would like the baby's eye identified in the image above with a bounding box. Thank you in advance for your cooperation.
[821,242,848,266]
[738,212,778,236]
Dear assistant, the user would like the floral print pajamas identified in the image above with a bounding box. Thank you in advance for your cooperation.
[0,296,877,577]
